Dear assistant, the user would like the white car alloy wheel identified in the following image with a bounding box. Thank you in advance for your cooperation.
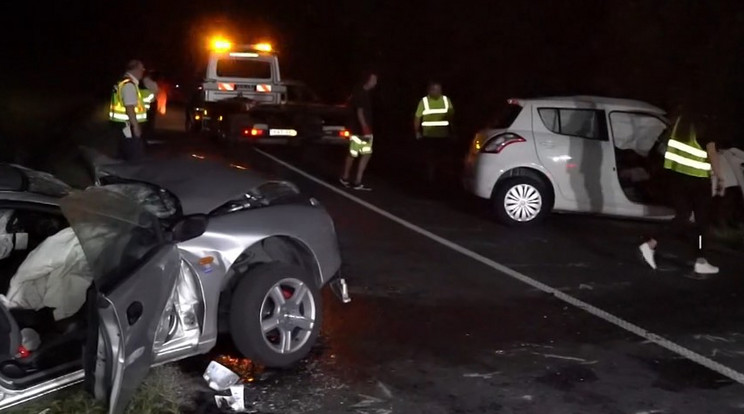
[503,183,543,222]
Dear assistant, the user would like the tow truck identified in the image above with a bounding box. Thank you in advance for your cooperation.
[186,38,351,145]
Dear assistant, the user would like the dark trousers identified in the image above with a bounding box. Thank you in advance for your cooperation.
[650,171,712,258]
[118,134,145,162]
[419,136,456,183]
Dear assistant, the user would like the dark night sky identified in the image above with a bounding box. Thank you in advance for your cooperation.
[3,0,744,138]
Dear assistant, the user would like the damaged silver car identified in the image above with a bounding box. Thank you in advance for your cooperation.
[0,154,349,413]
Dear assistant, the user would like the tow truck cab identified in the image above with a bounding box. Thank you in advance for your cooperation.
[190,43,286,128]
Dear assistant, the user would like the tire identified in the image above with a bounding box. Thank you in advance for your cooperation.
[229,263,322,368]
[492,176,551,226]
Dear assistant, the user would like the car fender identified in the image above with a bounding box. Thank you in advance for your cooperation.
[176,202,341,344]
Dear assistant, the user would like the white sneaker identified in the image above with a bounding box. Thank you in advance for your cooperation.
[694,258,719,275]
[639,242,657,270]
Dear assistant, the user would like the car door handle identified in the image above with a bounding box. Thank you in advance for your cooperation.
[127,302,143,326]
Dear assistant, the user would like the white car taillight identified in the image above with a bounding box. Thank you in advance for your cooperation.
[482,133,526,154]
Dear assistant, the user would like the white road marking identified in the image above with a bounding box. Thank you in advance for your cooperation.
[254,148,744,386]
[463,371,501,379]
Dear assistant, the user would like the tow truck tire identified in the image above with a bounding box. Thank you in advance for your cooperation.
[492,176,551,226]
[229,263,322,368]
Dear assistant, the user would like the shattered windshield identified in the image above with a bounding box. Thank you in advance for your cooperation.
[60,187,163,291]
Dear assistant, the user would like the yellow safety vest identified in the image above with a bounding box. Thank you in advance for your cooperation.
[416,95,453,138]
[109,77,147,123]
[663,116,711,178]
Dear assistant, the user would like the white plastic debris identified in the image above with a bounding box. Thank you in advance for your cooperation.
[203,361,240,391]
[214,385,252,412]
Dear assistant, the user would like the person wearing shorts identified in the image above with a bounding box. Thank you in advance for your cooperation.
[340,71,377,191]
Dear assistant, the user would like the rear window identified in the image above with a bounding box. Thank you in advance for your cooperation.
[538,108,606,141]
[216,59,272,79]
[488,103,523,129]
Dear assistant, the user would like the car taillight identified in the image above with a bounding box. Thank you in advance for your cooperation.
[218,83,236,91]
[338,130,351,138]
[482,133,525,153]
[243,128,264,136]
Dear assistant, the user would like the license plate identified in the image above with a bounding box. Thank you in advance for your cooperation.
[235,84,255,91]
[269,129,297,136]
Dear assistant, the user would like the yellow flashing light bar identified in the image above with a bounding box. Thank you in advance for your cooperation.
[253,43,272,52]
[211,37,232,52]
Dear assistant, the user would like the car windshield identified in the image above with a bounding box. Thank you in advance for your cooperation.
[23,168,72,197]
[60,187,162,291]
[216,58,272,79]
[0,165,71,197]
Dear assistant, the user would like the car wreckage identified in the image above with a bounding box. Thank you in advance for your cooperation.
[0,151,349,413]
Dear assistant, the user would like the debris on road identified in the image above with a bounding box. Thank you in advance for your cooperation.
[204,361,241,391]
[214,385,257,413]
[463,371,500,379]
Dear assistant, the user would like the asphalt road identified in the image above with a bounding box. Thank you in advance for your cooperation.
[147,109,744,414]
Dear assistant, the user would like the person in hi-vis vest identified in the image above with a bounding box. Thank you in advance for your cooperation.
[109,60,147,161]
[414,81,455,184]
[639,109,725,276]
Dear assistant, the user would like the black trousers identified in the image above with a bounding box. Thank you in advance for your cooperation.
[649,171,712,258]
[419,136,456,183]
[118,134,145,162]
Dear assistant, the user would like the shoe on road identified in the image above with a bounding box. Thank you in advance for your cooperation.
[352,183,372,191]
[639,242,657,270]
[339,178,350,188]
[694,258,719,275]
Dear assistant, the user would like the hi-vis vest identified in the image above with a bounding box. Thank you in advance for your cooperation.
[417,95,452,137]
[663,116,711,178]
[109,77,148,123]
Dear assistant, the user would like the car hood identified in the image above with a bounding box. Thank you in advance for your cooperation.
[89,153,268,215]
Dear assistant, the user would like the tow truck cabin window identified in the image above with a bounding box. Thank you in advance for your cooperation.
[216,59,272,79]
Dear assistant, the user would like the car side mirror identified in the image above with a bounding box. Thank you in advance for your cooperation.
[172,214,208,242]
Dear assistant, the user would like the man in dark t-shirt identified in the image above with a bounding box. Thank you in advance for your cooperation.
[340,72,378,191]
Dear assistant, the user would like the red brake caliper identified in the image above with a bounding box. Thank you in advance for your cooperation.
[281,288,292,300]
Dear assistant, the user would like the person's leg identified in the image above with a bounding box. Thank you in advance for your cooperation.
[640,171,693,268]
[355,153,372,184]
[341,138,359,185]
[690,176,718,274]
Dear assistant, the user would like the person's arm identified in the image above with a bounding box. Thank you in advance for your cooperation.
[357,108,371,135]
[122,84,142,137]
[706,141,723,189]
[414,99,424,137]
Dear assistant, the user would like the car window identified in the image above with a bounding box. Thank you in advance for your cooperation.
[538,108,606,141]
[216,59,272,79]
[489,103,523,129]
[60,187,163,291]
[609,112,668,156]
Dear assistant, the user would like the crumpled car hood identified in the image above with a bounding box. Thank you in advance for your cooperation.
[92,155,268,216]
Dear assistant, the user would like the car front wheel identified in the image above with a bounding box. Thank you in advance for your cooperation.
[493,177,550,226]
[229,263,321,368]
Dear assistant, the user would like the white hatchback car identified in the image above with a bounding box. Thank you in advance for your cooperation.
[464,96,675,225]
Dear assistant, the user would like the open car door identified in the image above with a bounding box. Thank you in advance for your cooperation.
[60,187,180,414]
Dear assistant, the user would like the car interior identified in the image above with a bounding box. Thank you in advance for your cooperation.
[611,112,671,206]
[0,182,181,387]
[0,206,86,387]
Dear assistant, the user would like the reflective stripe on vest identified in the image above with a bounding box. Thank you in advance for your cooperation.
[662,117,710,178]
[109,77,147,123]
[421,120,450,126]
[421,96,450,115]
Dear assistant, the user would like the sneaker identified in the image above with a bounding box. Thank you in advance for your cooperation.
[639,242,657,270]
[694,258,719,275]
[352,183,372,191]
[339,178,350,188]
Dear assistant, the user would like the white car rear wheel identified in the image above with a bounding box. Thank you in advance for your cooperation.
[493,177,550,226]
